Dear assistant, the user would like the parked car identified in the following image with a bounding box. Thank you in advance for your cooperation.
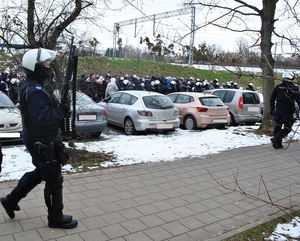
[99,90,180,135]
[0,91,23,142]
[167,92,230,130]
[203,89,262,125]
[54,90,108,138]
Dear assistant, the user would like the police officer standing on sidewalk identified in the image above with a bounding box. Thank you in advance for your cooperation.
[0,48,78,229]
[270,72,300,149]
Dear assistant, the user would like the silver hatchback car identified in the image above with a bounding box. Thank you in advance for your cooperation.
[204,89,262,125]
[99,90,180,135]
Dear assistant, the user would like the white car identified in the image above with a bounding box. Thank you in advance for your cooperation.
[0,91,23,142]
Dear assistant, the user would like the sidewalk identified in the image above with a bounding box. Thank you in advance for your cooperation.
[1,142,300,241]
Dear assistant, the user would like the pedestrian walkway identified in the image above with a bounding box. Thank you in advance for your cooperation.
[1,142,300,241]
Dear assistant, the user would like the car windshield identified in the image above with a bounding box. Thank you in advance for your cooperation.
[76,91,94,104]
[53,90,95,105]
[0,93,15,108]
[143,95,175,109]
[199,97,225,106]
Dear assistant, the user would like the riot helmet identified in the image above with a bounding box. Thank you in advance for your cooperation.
[20,48,57,79]
[282,72,296,82]
[123,79,129,85]
[154,80,160,85]
[170,80,176,85]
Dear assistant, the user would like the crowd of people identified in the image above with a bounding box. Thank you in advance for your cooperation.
[0,70,257,105]
[0,71,25,104]
[76,73,257,102]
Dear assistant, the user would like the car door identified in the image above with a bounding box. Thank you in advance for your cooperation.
[169,94,191,123]
[113,93,133,125]
[105,92,122,124]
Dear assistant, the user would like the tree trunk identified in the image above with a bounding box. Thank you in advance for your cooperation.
[259,0,277,135]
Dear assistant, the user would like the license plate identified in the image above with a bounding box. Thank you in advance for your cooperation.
[213,119,227,123]
[157,123,173,129]
[0,132,20,138]
[248,107,259,112]
[78,114,97,121]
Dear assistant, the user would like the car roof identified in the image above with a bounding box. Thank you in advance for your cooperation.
[168,92,217,98]
[207,89,258,93]
[117,90,165,97]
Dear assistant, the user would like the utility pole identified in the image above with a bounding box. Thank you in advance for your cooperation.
[113,6,196,66]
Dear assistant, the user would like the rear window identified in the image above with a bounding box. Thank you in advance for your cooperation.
[211,90,235,103]
[143,96,175,109]
[199,97,225,106]
[243,92,260,104]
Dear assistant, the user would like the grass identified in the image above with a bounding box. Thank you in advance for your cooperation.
[77,56,265,88]
[223,211,300,240]
[0,51,266,89]
[65,146,116,172]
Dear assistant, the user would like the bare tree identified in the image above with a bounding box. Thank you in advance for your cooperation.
[183,0,300,134]
[0,0,107,81]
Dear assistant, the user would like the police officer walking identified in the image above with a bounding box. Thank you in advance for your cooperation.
[270,72,300,149]
[0,48,78,229]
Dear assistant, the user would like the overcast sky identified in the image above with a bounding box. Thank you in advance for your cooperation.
[74,0,260,54]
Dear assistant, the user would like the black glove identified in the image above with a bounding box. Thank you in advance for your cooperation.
[59,102,70,114]
[270,109,275,116]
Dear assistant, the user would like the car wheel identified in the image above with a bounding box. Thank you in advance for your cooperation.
[229,113,237,126]
[216,125,226,129]
[162,129,175,134]
[91,132,102,138]
[124,118,137,135]
[184,115,196,130]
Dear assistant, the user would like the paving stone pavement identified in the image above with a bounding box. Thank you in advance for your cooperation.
[1,142,300,241]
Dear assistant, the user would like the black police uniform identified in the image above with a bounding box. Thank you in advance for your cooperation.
[0,76,77,228]
[270,80,300,149]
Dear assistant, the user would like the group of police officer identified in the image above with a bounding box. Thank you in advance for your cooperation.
[0,46,299,230]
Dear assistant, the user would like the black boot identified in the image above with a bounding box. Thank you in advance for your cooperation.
[48,214,78,229]
[271,137,283,149]
[1,169,42,219]
[277,138,283,149]
[45,175,78,229]
[1,196,21,219]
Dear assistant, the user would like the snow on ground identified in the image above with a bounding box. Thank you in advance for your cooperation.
[1,124,300,239]
[1,124,296,182]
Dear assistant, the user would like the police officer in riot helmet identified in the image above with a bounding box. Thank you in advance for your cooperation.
[0,48,78,229]
[246,83,255,91]
[270,71,300,149]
